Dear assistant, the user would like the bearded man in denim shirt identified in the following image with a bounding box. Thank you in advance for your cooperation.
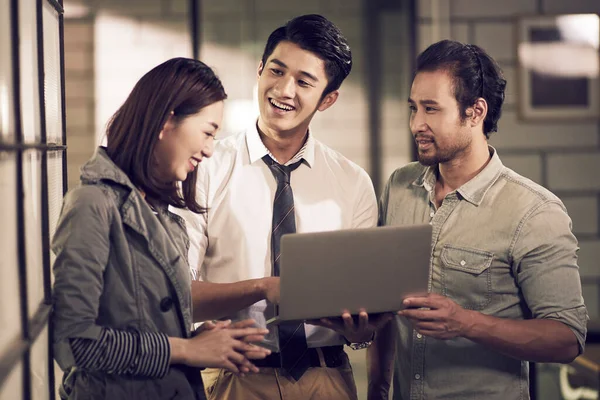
[367,40,588,400]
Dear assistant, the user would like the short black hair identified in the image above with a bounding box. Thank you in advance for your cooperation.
[416,40,506,138]
[106,58,226,213]
[260,14,352,96]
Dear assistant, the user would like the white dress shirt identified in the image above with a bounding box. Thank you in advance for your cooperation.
[176,122,378,351]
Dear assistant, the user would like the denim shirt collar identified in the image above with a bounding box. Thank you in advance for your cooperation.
[413,146,504,206]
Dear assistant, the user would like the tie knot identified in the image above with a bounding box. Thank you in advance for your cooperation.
[262,155,302,184]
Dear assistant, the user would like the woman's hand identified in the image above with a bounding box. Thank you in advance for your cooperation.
[170,320,270,374]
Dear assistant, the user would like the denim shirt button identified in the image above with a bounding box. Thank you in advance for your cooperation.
[415,374,421,380]
[416,333,423,339]
[460,260,466,266]
[160,297,174,312]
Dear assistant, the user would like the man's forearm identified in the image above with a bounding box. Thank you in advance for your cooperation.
[464,312,580,363]
[191,279,270,322]
[367,320,396,400]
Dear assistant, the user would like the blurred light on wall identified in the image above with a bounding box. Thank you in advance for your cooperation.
[519,14,599,78]
[221,83,258,137]
[0,84,8,138]
[557,14,599,50]
[63,1,90,18]
[94,13,191,146]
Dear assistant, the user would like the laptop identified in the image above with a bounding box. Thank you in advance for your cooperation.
[267,224,432,324]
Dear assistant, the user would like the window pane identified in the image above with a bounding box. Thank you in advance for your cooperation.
[0,360,23,400]
[23,150,44,318]
[0,0,14,142]
[30,325,50,400]
[43,1,63,145]
[0,152,20,357]
[47,150,63,272]
[19,0,41,143]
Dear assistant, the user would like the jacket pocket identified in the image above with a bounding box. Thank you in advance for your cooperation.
[441,245,493,310]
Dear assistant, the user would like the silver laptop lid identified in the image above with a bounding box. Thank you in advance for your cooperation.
[277,224,432,322]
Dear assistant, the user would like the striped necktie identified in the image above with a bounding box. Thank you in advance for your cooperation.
[262,155,311,381]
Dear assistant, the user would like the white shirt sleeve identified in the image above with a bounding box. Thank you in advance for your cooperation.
[184,208,208,282]
[352,169,378,229]
[172,176,209,281]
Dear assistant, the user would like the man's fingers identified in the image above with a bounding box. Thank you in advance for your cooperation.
[357,311,369,330]
[399,308,440,321]
[342,313,355,330]
[404,293,448,309]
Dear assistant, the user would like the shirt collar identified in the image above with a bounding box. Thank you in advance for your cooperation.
[412,146,504,206]
[245,120,315,167]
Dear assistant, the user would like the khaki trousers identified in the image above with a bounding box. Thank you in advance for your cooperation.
[202,358,358,400]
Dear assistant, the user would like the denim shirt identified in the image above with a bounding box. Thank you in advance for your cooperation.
[381,147,588,400]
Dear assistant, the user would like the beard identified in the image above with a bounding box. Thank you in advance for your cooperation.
[416,137,471,166]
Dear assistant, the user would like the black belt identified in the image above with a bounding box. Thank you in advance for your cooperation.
[253,345,346,369]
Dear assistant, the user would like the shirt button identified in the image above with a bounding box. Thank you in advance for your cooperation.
[415,374,421,380]
[460,260,466,266]
[416,333,423,339]
[429,211,434,217]
[160,297,174,312]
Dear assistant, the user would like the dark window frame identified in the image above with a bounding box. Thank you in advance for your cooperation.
[0,0,66,398]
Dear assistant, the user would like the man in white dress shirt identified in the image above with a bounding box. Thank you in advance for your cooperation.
[179,14,389,400]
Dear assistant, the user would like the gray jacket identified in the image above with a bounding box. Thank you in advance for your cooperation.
[52,147,204,399]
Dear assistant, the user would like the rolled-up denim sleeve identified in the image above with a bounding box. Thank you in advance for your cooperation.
[512,200,588,354]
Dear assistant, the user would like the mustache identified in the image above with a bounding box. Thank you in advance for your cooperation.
[414,134,434,142]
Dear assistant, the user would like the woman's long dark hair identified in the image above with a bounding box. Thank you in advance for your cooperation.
[106,58,226,213]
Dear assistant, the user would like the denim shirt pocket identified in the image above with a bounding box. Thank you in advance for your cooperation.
[441,245,494,310]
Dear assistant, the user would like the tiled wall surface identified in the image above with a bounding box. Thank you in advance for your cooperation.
[417,0,600,318]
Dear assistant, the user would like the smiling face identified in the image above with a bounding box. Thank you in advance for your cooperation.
[256,41,338,138]
[153,100,224,182]
[409,69,474,166]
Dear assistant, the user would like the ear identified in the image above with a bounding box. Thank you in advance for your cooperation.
[257,61,264,79]
[317,90,339,112]
[469,98,488,127]
[159,112,175,140]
